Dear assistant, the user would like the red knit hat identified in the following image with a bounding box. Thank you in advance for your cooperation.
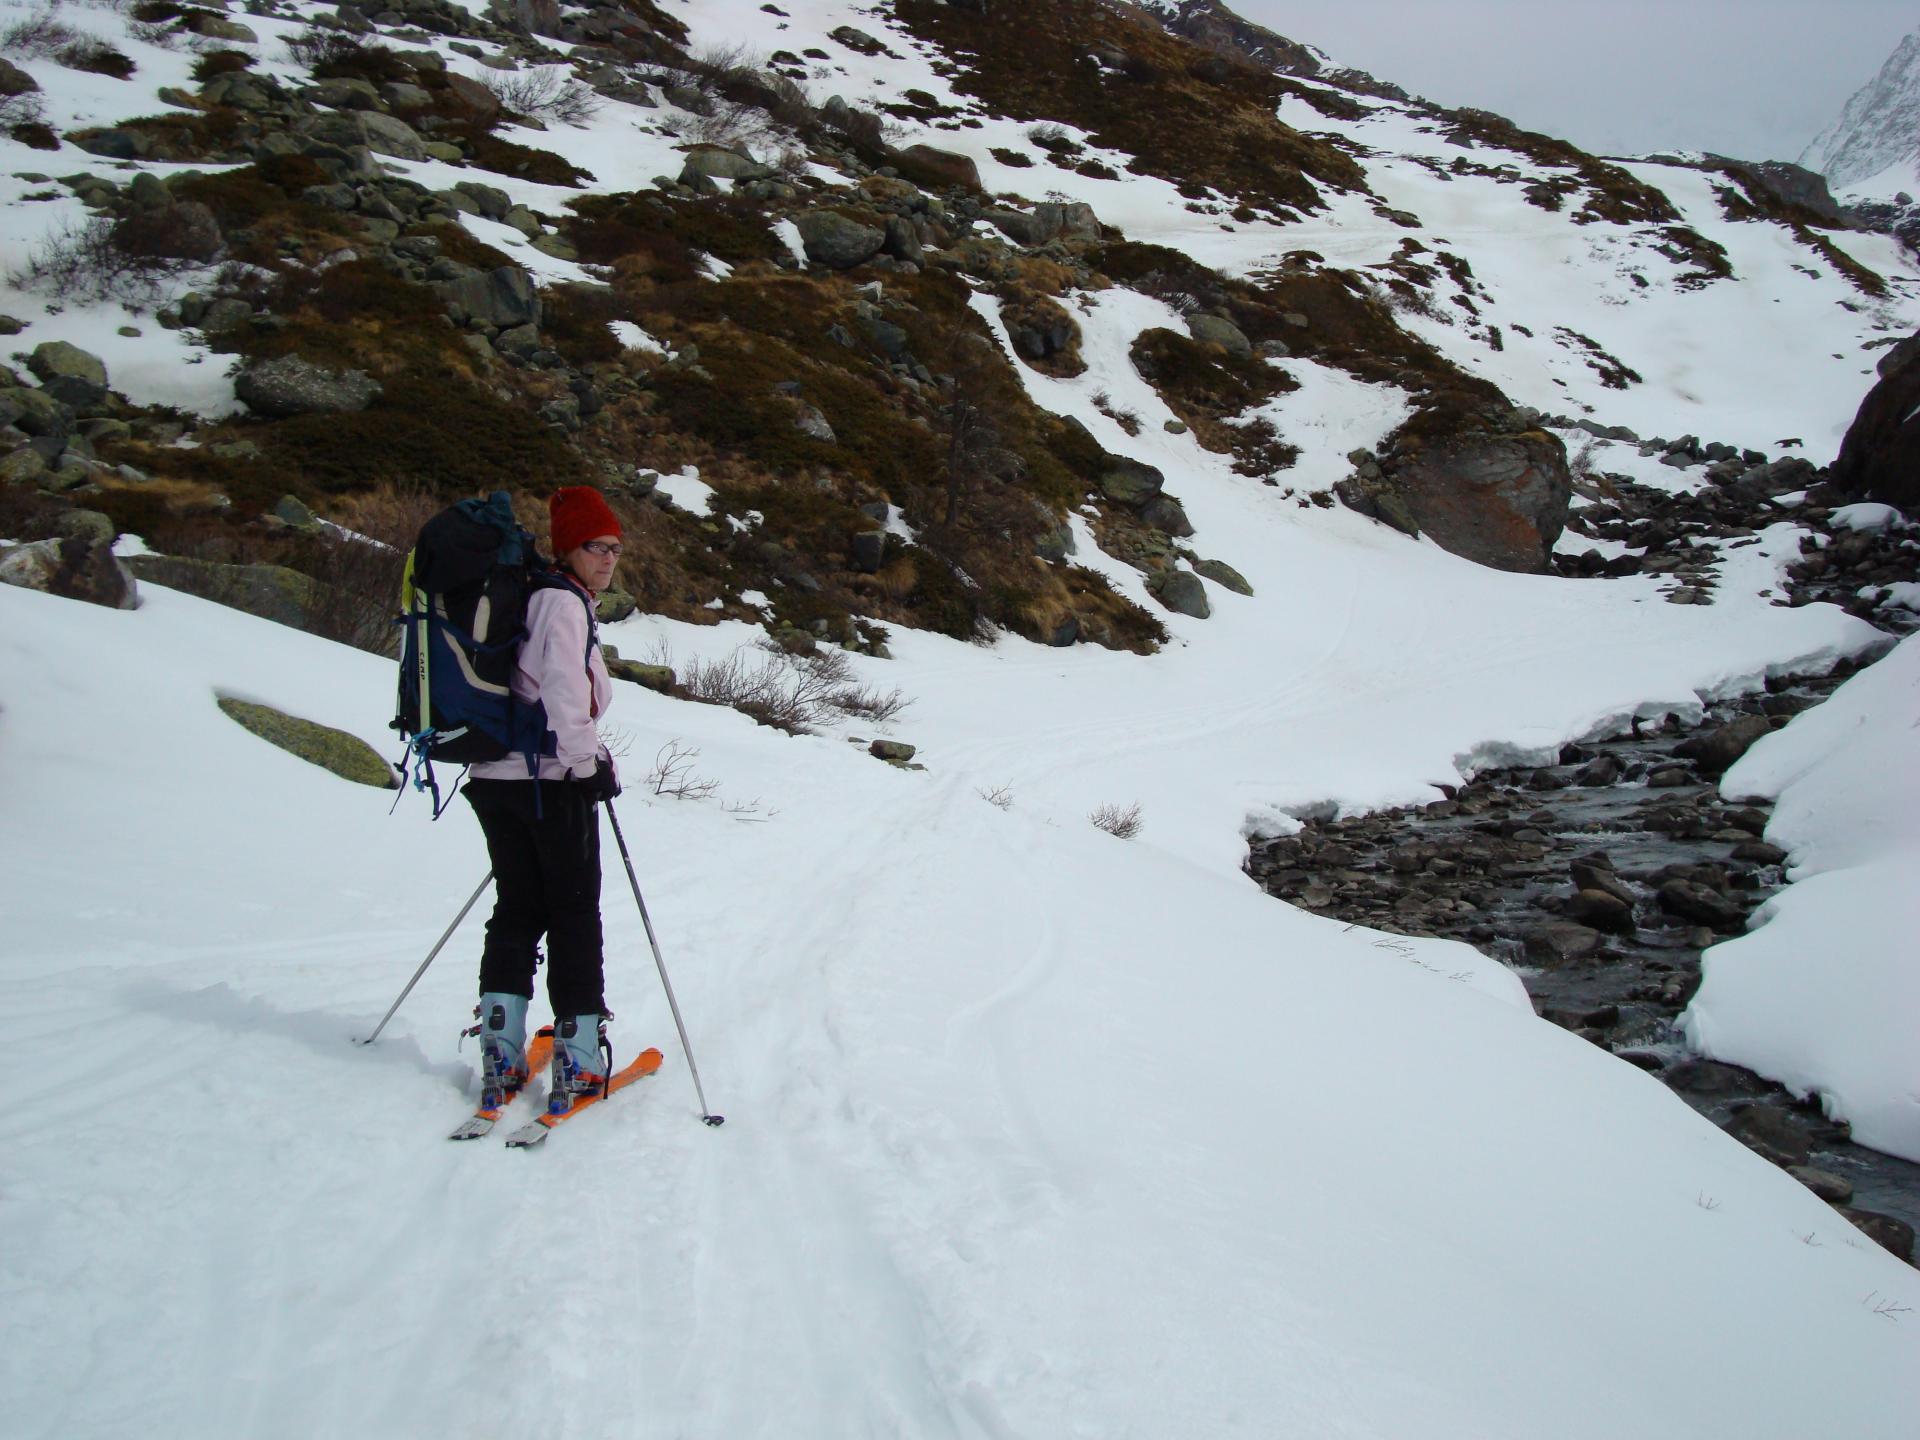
[549,486,622,557]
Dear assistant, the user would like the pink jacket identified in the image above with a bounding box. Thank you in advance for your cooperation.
[469,580,613,782]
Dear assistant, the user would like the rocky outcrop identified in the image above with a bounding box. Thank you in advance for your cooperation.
[1344,421,1571,573]
[217,697,397,788]
[125,555,320,630]
[1830,331,1920,510]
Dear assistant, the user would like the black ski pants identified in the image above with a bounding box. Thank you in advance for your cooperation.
[465,778,606,1018]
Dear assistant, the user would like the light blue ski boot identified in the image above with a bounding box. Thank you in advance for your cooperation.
[549,1014,611,1112]
[476,992,530,1110]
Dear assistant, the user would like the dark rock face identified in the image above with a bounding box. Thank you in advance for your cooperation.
[235,356,382,418]
[1389,429,1572,573]
[1830,331,1920,510]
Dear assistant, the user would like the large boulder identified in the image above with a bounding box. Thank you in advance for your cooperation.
[893,144,981,192]
[794,210,886,270]
[1187,313,1252,358]
[235,355,382,418]
[435,265,542,329]
[1830,331,1920,510]
[1368,426,1571,573]
[27,342,109,406]
[0,537,138,609]
[678,144,776,182]
[217,697,397,788]
[1099,457,1165,507]
[1148,568,1210,619]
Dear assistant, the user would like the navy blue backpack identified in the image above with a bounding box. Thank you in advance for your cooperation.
[392,492,589,813]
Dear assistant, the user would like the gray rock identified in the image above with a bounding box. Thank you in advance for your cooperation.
[54,508,117,545]
[1193,559,1252,595]
[454,181,513,220]
[1724,1105,1812,1166]
[436,265,541,329]
[346,111,430,162]
[217,697,396,788]
[1564,888,1634,935]
[27,342,108,396]
[1140,495,1193,537]
[235,356,382,418]
[794,404,836,443]
[1099,457,1164,507]
[1657,879,1748,932]
[869,738,917,762]
[794,211,886,270]
[0,57,37,98]
[883,214,924,266]
[1833,1206,1915,1263]
[595,588,637,624]
[1150,568,1210,619]
[606,658,675,692]
[1524,922,1604,964]
[1786,1165,1853,1204]
[1380,428,1572,574]
[307,77,383,110]
[271,494,320,531]
[849,530,886,572]
[1674,715,1773,775]
[126,555,318,630]
[678,144,776,182]
[1569,858,1635,906]
[894,144,981,191]
[0,537,137,608]
[190,15,258,42]
[1,446,50,487]
[1187,313,1251,359]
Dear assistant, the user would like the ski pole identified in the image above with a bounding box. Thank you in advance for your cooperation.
[605,799,724,1126]
[360,870,493,1046]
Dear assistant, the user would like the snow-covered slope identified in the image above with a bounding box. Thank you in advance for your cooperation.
[1,521,1914,1438]
[1803,29,1920,197]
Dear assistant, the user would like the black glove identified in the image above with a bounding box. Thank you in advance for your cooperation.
[576,758,620,804]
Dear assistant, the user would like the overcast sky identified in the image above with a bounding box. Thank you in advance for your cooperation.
[1229,0,1914,164]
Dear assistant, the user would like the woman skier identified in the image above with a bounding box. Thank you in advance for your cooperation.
[465,485,624,1107]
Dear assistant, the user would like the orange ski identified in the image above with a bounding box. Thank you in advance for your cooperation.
[503,1046,664,1148]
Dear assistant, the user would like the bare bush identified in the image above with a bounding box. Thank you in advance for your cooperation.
[9,215,198,308]
[1090,801,1144,839]
[978,783,1014,810]
[282,25,361,71]
[1,6,78,57]
[126,18,173,47]
[57,35,132,75]
[671,640,910,734]
[478,66,602,126]
[286,529,409,655]
[1,88,47,128]
[644,739,720,800]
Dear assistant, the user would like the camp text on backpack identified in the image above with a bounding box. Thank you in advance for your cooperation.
[392,490,584,814]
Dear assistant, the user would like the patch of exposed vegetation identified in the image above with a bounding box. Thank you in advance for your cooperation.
[893,0,1367,218]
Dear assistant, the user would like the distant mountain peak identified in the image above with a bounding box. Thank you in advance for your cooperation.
[1802,30,1920,193]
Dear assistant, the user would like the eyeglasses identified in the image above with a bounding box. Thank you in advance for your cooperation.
[580,541,623,557]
